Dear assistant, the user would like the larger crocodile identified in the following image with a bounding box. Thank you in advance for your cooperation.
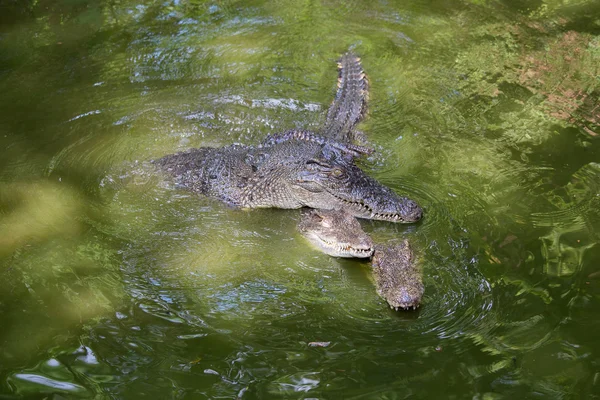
[154,54,422,223]
[156,51,425,310]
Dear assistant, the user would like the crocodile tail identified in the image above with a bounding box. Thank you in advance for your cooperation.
[321,52,368,143]
[263,129,372,157]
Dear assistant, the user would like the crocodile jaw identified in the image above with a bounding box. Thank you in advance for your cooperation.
[303,231,374,258]
[331,193,423,223]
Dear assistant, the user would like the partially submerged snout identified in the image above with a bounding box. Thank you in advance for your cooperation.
[380,282,423,311]
[298,209,374,258]
[372,242,424,310]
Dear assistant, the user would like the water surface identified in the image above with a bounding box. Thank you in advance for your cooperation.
[1,0,599,398]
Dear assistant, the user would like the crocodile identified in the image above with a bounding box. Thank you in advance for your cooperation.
[372,241,424,310]
[154,53,422,223]
[299,209,424,310]
[298,208,374,258]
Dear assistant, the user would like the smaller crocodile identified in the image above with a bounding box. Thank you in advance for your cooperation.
[298,209,374,258]
[372,241,424,311]
[299,209,424,310]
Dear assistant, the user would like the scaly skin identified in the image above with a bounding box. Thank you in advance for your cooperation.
[156,51,425,309]
[321,53,368,143]
[372,241,424,310]
[298,209,374,258]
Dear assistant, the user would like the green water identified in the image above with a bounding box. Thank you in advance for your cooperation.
[1,0,599,398]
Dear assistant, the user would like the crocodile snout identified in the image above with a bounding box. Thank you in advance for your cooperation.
[402,199,422,222]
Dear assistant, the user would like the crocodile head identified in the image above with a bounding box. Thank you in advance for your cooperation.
[290,146,422,223]
[298,209,374,258]
[372,241,424,310]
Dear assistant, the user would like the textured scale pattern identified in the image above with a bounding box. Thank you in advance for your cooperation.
[155,134,318,209]
[372,241,424,310]
[322,53,369,142]
[298,209,374,258]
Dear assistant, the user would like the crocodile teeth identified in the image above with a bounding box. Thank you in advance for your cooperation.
[330,193,406,221]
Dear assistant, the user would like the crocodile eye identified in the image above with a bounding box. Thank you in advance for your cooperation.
[332,168,343,177]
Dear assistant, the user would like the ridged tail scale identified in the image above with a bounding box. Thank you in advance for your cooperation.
[321,53,368,142]
[262,130,372,158]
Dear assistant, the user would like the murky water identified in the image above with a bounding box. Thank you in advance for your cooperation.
[1,0,599,398]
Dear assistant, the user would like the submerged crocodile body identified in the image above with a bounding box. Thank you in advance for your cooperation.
[154,54,422,223]
[299,209,424,310]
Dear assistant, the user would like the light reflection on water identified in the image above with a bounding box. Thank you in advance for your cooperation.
[1,0,600,398]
